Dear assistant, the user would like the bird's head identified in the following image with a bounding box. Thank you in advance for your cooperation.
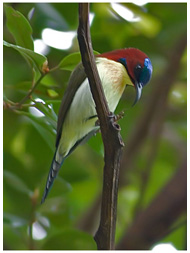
[98,48,153,105]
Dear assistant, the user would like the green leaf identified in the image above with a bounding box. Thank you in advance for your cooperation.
[13,103,56,151]
[42,228,97,250]
[4,170,32,196]
[47,89,59,98]
[4,5,34,50]
[34,101,57,128]
[19,110,56,152]
[3,40,48,73]
[59,52,81,71]
[59,50,100,71]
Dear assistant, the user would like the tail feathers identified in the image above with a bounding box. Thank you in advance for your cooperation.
[41,156,63,204]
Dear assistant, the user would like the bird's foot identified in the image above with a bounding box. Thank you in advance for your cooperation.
[114,111,125,122]
[108,111,125,123]
[95,111,124,127]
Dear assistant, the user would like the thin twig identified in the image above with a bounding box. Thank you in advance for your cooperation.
[3,65,60,111]
[18,73,45,106]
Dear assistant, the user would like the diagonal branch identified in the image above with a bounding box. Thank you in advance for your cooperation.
[117,158,187,250]
[77,3,123,250]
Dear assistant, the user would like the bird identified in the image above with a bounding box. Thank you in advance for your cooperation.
[41,47,153,203]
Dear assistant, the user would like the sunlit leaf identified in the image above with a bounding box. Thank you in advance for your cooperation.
[34,101,57,127]
[47,89,59,98]
[113,3,161,37]
[4,5,34,50]
[27,7,35,21]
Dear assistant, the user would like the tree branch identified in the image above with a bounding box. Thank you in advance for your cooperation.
[117,158,187,249]
[77,3,123,250]
[76,34,187,239]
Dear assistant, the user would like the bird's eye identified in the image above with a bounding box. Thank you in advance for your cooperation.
[134,64,142,81]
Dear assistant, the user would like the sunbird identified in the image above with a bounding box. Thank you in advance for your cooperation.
[41,48,153,203]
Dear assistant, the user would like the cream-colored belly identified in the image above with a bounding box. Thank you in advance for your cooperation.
[56,58,132,162]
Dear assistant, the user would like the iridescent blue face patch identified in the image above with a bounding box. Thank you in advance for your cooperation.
[118,56,152,88]
[140,58,153,87]
[133,57,152,105]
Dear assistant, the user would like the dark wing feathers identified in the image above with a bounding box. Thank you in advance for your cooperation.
[56,63,87,147]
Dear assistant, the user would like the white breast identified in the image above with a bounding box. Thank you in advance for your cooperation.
[96,57,132,111]
[56,57,132,161]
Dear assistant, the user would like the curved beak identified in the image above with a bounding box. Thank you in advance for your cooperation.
[133,81,142,106]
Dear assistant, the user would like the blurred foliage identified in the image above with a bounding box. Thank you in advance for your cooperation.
[3,3,187,250]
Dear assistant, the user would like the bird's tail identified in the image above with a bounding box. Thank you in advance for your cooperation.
[41,153,64,204]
